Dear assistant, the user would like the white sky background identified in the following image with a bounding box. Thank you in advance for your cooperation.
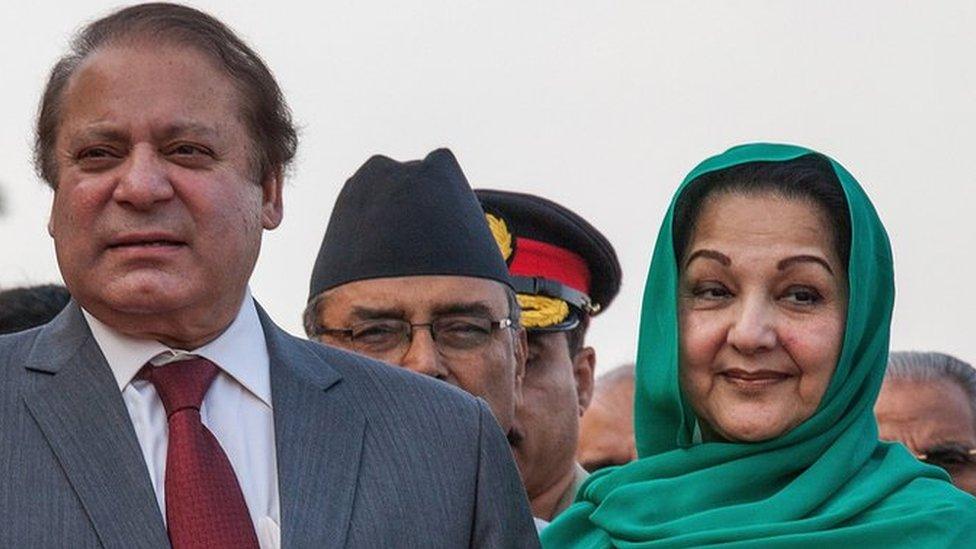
[1,1,974,373]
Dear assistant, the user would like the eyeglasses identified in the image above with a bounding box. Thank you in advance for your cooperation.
[915,446,976,473]
[316,316,514,358]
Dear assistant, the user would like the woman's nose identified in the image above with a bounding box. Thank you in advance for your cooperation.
[727,295,777,354]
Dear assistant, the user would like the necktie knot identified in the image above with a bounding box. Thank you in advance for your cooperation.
[142,357,219,417]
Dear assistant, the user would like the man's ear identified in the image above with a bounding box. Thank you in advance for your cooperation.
[573,346,597,415]
[48,190,60,238]
[260,165,284,230]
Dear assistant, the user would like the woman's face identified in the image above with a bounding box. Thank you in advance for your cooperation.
[679,192,848,442]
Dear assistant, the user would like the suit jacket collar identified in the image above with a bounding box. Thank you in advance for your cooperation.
[260,303,366,548]
[23,301,170,547]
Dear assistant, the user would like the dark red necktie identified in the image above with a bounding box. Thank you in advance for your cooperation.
[142,357,260,549]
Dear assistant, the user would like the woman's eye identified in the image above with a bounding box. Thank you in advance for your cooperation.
[782,287,823,305]
[693,285,732,300]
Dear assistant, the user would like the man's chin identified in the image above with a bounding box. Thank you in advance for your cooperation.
[83,279,193,316]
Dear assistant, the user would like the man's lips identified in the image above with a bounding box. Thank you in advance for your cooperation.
[106,234,187,249]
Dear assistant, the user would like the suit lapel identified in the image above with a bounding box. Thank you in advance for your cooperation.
[260,306,366,548]
[23,303,169,547]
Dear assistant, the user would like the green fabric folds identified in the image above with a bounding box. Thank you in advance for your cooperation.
[541,143,976,548]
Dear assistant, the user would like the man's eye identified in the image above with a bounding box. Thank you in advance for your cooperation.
[926,450,971,467]
[439,321,489,337]
[77,147,120,160]
[435,318,493,349]
[168,143,211,156]
[353,324,402,342]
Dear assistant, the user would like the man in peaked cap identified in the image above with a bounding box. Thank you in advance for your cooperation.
[475,189,622,523]
[305,148,529,447]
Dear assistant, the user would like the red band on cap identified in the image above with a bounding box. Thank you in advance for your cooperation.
[509,238,591,295]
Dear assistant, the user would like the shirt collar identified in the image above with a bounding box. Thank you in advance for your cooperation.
[83,288,272,407]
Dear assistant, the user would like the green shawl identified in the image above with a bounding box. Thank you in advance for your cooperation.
[542,143,976,547]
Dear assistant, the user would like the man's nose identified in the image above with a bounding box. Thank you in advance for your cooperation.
[399,327,450,381]
[727,295,778,354]
[112,145,174,209]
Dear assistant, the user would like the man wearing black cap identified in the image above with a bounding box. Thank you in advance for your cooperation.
[305,148,529,454]
[476,189,622,523]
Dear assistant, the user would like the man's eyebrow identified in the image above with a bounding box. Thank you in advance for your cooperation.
[349,306,406,321]
[63,122,220,148]
[684,249,731,269]
[431,302,496,318]
[777,255,835,276]
[64,126,129,148]
[156,122,220,141]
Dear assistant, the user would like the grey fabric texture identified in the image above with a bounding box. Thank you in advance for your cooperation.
[0,300,540,548]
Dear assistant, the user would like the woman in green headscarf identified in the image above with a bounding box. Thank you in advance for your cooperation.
[542,143,976,547]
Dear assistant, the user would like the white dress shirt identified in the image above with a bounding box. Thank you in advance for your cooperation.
[83,290,280,548]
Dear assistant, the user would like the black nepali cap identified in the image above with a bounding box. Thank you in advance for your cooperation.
[308,149,513,301]
[475,189,621,332]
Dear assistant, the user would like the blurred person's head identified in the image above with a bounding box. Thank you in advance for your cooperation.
[305,150,526,437]
[578,363,637,472]
[475,189,621,519]
[0,284,71,334]
[36,2,294,348]
[876,351,976,496]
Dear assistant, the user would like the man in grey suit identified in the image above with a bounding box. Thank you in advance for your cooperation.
[0,3,539,548]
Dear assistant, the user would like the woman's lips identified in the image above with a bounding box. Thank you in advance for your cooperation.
[719,369,792,388]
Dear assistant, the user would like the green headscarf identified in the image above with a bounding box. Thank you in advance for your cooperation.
[542,143,976,548]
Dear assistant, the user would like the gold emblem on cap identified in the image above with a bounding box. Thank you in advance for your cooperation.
[486,213,514,261]
[517,294,570,328]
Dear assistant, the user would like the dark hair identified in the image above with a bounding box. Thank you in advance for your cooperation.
[673,154,851,269]
[0,284,71,335]
[34,2,297,187]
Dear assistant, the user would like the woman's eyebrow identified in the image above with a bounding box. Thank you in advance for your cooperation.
[684,249,731,269]
[777,255,835,275]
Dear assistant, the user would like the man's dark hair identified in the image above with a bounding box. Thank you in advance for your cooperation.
[673,154,851,270]
[0,284,71,335]
[35,2,297,187]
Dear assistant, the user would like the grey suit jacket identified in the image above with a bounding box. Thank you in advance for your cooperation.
[0,301,540,548]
